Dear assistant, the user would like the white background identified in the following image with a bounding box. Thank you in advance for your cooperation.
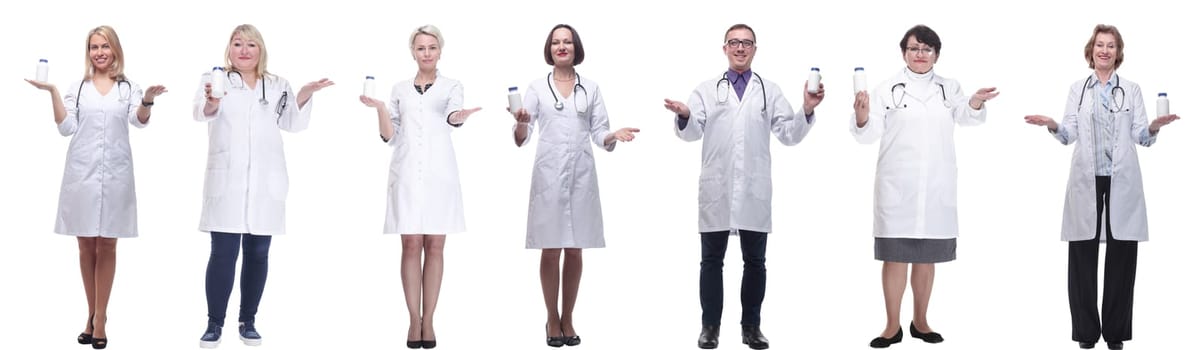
[1,0,1199,349]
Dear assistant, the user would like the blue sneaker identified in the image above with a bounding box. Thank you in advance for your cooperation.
[238,322,262,346]
[199,322,222,349]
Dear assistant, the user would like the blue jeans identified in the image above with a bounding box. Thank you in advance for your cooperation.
[205,232,271,325]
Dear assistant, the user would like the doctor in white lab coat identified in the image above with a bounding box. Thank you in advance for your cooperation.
[851,25,997,348]
[191,24,334,348]
[663,23,823,350]
[1023,24,1179,350]
[510,24,639,347]
[25,25,165,349]
[359,25,482,348]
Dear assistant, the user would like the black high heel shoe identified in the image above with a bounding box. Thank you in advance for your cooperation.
[77,313,94,344]
[909,322,944,343]
[545,323,564,347]
[91,315,108,349]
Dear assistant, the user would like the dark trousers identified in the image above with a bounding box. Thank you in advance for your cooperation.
[700,230,767,326]
[1068,176,1138,343]
[206,232,272,325]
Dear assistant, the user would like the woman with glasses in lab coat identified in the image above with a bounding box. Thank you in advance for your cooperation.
[25,25,166,350]
[1023,24,1179,350]
[192,23,334,349]
[509,24,640,347]
[359,24,481,349]
[851,24,999,348]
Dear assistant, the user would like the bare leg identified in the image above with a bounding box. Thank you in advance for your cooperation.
[401,235,425,341]
[911,263,936,332]
[540,249,563,337]
[77,238,99,336]
[92,238,118,339]
[420,235,446,341]
[880,262,908,338]
[560,249,583,337]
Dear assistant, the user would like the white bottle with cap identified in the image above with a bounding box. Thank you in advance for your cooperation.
[210,66,226,98]
[1156,92,1169,117]
[853,67,867,93]
[807,67,821,93]
[36,59,49,82]
[508,87,522,113]
[363,76,376,98]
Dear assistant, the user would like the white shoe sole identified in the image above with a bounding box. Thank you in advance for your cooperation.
[240,336,262,346]
[199,339,220,349]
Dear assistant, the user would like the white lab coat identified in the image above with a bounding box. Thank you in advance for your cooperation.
[675,73,815,234]
[192,71,312,235]
[518,74,615,249]
[382,74,467,234]
[1052,75,1154,242]
[849,68,986,239]
[55,79,147,238]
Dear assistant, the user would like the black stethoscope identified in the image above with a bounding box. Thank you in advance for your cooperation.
[74,79,132,113]
[716,71,767,112]
[226,70,289,117]
[887,82,950,110]
[1077,74,1126,113]
[546,72,587,116]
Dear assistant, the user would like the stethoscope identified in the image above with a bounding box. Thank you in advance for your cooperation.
[74,79,132,113]
[716,71,767,113]
[546,72,587,116]
[887,82,950,110]
[1077,74,1126,113]
[227,70,289,117]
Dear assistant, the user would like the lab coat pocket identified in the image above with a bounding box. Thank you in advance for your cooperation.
[875,176,905,208]
[203,169,227,198]
[267,171,289,200]
[698,176,724,208]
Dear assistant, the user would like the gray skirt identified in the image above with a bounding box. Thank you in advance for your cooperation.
[874,237,956,263]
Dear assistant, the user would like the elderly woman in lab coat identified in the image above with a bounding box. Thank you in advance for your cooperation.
[851,25,998,348]
[1024,25,1179,350]
[192,24,333,349]
[359,24,481,349]
[25,25,165,350]
[510,24,639,347]
[664,23,823,350]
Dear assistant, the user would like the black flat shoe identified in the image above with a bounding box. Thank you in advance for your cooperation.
[421,339,437,349]
[869,326,903,348]
[1079,341,1096,349]
[741,325,769,349]
[1107,342,1123,350]
[698,325,719,349]
[546,323,564,347]
[406,340,422,349]
[909,322,944,343]
[78,313,95,344]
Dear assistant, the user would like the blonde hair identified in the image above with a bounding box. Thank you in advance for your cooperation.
[410,25,444,49]
[224,24,271,79]
[83,25,126,81]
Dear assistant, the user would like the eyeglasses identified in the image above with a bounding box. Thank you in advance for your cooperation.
[726,39,755,49]
[907,47,935,56]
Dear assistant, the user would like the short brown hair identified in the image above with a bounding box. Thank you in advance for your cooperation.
[1084,24,1124,69]
[724,24,756,43]
[544,24,584,66]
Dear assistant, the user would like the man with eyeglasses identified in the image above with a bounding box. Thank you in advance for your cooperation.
[664,23,825,350]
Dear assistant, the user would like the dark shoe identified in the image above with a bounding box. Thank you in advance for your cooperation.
[421,339,437,349]
[741,325,769,349]
[91,337,108,349]
[78,313,95,344]
[406,340,422,349]
[909,322,944,343]
[697,325,719,349]
[238,322,262,346]
[869,327,903,348]
[546,323,564,347]
[1107,342,1123,350]
[1079,341,1096,349]
[199,322,222,349]
[563,335,580,346]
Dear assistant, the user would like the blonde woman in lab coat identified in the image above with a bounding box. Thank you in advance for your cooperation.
[1024,25,1179,350]
[510,24,639,347]
[25,25,166,350]
[192,24,334,348]
[360,25,481,349]
[851,25,998,348]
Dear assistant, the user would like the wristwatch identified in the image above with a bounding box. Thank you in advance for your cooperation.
[141,100,154,107]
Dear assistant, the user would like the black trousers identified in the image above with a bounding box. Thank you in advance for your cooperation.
[700,230,767,326]
[1068,176,1138,343]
